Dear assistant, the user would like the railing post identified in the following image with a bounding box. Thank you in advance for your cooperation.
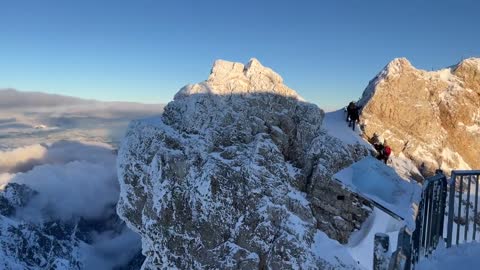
[465,175,472,242]
[388,249,407,270]
[439,175,448,243]
[474,175,479,241]
[397,226,412,269]
[426,186,434,255]
[456,175,464,245]
[374,233,390,270]
[446,174,456,248]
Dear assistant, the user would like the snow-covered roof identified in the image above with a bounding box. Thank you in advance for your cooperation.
[333,156,422,230]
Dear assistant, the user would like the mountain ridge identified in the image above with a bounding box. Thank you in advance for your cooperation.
[359,57,480,174]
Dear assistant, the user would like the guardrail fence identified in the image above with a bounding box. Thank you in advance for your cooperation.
[446,170,480,248]
[373,170,480,270]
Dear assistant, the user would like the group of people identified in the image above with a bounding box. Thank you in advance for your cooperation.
[345,102,361,131]
[369,133,391,164]
[344,101,392,164]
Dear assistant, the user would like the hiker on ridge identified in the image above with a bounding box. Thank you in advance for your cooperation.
[346,101,356,122]
[348,105,360,131]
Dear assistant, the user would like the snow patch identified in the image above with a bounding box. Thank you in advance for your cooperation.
[323,109,372,148]
[312,231,362,269]
[417,241,480,270]
[333,156,422,230]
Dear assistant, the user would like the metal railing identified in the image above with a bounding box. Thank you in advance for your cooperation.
[446,170,480,248]
[410,172,447,264]
[380,170,480,270]
[374,172,448,270]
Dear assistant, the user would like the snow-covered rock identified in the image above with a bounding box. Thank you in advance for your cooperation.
[358,57,480,174]
[117,58,372,269]
[334,156,422,230]
[0,141,145,270]
[0,182,144,270]
[0,183,83,269]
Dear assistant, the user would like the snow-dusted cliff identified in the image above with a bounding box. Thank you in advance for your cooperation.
[117,59,372,269]
[359,57,480,174]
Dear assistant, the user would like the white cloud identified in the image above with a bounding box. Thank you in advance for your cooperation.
[0,144,47,173]
[0,141,116,221]
[82,227,142,269]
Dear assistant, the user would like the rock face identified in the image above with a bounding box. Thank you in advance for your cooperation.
[359,57,480,174]
[118,58,371,269]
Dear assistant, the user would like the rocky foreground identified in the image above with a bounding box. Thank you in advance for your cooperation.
[0,182,143,270]
[117,59,372,269]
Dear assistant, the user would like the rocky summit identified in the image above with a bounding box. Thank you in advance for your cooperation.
[117,58,371,269]
[359,57,480,175]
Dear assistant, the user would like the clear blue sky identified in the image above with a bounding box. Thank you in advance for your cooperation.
[1,0,479,109]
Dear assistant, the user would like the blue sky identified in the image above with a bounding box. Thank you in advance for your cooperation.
[0,0,478,109]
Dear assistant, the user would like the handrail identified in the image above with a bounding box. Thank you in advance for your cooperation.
[373,170,480,270]
[381,172,447,270]
[446,171,480,247]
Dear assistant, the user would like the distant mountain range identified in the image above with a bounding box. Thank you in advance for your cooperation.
[0,88,165,149]
[0,88,163,110]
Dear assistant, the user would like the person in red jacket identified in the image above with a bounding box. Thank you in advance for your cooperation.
[376,140,391,164]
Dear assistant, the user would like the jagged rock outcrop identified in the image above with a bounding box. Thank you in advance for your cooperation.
[118,58,371,269]
[0,183,83,269]
[0,182,144,270]
[359,57,480,174]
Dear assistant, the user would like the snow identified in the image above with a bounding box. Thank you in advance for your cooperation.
[333,156,422,230]
[428,68,456,83]
[416,241,480,270]
[441,147,471,170]
[347,208,403,269]
[437,68,454,81]
[465,124,480,134]
[322,109,372,148]
[389,153,423,180]
[311,231,363,269]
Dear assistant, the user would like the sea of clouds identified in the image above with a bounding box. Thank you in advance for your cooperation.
[0,89,164,269]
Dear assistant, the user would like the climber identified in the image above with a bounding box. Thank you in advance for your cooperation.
[346,101,356,122]
[368,133,381,146]
[376,141,391,164]
[348,105,361,131]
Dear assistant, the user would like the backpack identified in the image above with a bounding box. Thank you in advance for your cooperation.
[384,146,391,157]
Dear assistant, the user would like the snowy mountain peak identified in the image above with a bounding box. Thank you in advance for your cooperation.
[175,58,300,100]
[384,57,413,74]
